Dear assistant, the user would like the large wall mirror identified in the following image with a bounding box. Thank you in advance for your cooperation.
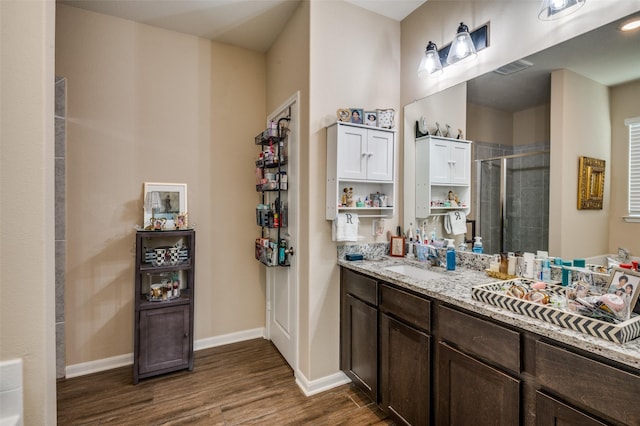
[404,11,640,257]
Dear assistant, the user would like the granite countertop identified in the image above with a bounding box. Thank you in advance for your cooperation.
[338,255,640,370]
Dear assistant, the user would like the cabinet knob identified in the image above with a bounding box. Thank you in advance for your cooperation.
[285,247,294,256]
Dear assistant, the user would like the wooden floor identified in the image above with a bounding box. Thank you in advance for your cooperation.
[57,338,393,425]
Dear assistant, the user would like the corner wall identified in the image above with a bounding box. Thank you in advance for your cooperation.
[549,69,610,258]
[55,4,267,368]
[1,0,57,423]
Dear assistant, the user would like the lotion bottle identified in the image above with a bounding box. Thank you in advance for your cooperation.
[446,239,456,271]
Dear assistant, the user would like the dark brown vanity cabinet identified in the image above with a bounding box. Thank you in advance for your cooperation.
[340,268,378,401]
[436,305,521,425]
[134,229,195,384]
[379,284,431,426]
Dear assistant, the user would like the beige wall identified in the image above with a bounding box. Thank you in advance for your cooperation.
[609,79,640,255]
[307,0,400,380]
[467,103,514,145]
[514,104,550,146]
[401,1,640,107]
[1,0,57,424]
[266,0,311,376]
[549,69,611,258]
[55,4,267,366]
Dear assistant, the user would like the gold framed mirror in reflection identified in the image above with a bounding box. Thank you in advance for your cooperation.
[577,156,605,210]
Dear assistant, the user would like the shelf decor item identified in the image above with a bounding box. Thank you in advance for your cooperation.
[143,182,187,230]
[377,108,395,129]
[364,111,377,127]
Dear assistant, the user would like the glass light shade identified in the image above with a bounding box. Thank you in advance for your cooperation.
[418,41,443,78]
[538,0,586,20]
[446,22,477,65]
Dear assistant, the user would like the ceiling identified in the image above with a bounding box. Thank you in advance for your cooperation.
[59,0,427,53]
[467,12,640,112]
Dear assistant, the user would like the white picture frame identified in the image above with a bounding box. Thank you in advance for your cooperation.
[143,182,187,230]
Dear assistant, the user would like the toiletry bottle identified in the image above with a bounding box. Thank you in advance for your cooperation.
[446,239,456,271]
[431,229,437,244]
[473,236,483,253]
[542,259,551,282]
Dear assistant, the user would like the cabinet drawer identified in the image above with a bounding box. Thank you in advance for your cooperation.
[536,341,640,425]
[342,268,377,306]
[380,284,430,332]
[438,305,520,373]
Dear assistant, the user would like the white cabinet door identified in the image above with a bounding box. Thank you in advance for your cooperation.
[429,140,452,184]
[366,129,394,181]
[337,125,367,179]
[449,141,471,185]
[429,139,470,185]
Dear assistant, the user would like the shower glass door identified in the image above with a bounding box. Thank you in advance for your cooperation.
[477,150,549,255]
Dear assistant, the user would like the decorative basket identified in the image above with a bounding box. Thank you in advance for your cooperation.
[472,278,640,343]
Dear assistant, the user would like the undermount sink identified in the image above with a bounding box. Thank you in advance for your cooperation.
[384,264,445,281]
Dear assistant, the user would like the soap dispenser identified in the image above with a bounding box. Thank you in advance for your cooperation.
[473,236,483,254]
[446,239,456,271]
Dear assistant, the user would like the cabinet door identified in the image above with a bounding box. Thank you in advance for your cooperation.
[380,313,430,426]
[449,141,470,185]
[535,392,607,426]
[341,294,378,400]
[437,342,520,426]
[337,125,367,179]
[366,129,394,181]
[429,140,451,184]
[138,305,190,375]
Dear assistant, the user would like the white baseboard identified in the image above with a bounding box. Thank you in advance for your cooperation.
[65,327,267,378]
[194,327,266,351]
[294,370,351,396]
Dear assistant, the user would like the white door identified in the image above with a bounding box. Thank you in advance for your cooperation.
[429,139,452,184]
[266,93,299,370]
[450,141,471,185]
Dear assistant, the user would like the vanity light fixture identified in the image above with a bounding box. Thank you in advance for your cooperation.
[538,0,586,21]
[447,22,477,65]
[417,22,489,78]
[418,41,443,78]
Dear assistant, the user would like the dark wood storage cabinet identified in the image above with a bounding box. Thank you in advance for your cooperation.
[379,284,431,426]
[134,230,195,383]
[340,268,378,401]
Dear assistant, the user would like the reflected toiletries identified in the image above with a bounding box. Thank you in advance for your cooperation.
[473,236,483,253]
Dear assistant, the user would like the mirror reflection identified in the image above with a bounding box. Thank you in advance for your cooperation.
[405,12,640,258]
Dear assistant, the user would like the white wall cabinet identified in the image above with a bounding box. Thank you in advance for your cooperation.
[416,136,471,218]
[327,122,395,219]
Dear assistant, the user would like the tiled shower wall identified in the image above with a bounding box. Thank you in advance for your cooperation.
[475,142,549,255]
[55,76,66,379]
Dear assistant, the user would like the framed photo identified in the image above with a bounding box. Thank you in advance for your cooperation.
[389,236,405,257]
[143,182,187,230]
[577,156,605,210]
[364,111,378,127]
[349,108,364,125]
[377,108,395,129]
[606,267,640,315]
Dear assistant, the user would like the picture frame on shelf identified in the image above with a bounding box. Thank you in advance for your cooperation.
[349,108,364,124]
[389,236,405,257]
[377,108,395,129]
[364,111,378,127]
[577,156,605,210]
[143,182,187,230]
[606,267,640,315]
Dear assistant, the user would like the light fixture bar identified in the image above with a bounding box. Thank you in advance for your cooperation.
[437,23,489,69]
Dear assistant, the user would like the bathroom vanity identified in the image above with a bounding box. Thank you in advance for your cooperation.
[339,257,640,426]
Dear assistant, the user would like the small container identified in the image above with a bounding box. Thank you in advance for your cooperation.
[562,261,573,286]
[472,236,483,254]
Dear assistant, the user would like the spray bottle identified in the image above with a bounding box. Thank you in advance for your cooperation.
[446,239,456,271]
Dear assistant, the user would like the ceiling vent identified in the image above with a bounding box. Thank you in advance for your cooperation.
[493,59,534,76]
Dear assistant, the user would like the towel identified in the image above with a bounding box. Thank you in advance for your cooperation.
[444,211,467,235]
[333,213,359,242]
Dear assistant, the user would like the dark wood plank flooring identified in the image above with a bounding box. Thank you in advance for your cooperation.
[57,338,393,425]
